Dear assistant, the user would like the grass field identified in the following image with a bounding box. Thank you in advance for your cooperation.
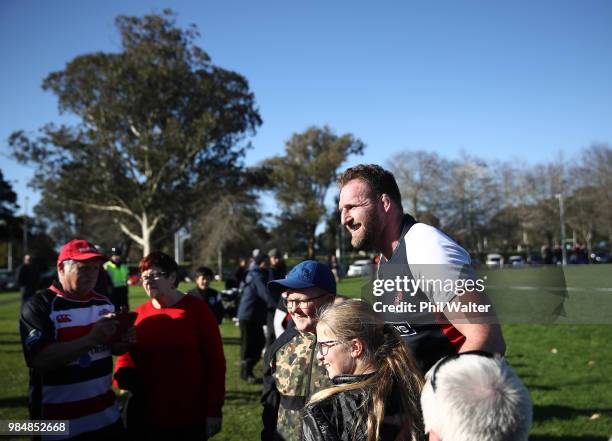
[0,266,611,440]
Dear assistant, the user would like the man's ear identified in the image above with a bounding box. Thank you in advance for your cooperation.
[380,193,393,213]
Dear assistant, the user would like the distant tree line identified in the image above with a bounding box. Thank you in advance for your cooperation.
[385,145,611,257]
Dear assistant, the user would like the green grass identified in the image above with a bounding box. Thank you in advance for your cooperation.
[1,269,611,440]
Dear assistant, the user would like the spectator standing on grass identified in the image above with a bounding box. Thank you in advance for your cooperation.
[268,249,287,280]
[188,266,224,324]
[420,351,532,441]
[265,249,286,347]
[337,164,505,373]
[237,253,277,383]
[104,247,130,311]
[103,247,129,311]
[302,300,425,441]
[235,258,248,286]
[17,254,39,304]
[20,239,133,439]
[114,251,225,440]
[94,265,113,299]
[327,254,341,283]
[261,260,336,441]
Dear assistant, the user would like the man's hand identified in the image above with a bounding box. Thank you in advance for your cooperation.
[206,417,222,438]
[30,314,119,371]
[122,326,137,344]
[88,315,119,345]
[111,326,137,355]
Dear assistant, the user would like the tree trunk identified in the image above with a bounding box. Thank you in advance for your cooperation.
[585,230,592,255]
[141,213,151,257]
[307,225,316,260]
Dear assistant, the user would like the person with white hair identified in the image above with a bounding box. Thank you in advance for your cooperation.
[420,351,532,441]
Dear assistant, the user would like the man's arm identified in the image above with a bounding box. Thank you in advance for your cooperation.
[446,290,506,354]
[452,321,505,354]
[403,225,506,355]
[30,317,119,371]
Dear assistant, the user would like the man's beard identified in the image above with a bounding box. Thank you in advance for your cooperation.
[350,209,380,250]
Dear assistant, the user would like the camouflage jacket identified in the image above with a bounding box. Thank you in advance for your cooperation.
[261,327,331,441]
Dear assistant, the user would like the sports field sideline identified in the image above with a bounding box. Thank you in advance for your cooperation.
[0,266,610,440]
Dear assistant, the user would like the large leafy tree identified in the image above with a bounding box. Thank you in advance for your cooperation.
[9,10,261,255]
[0,169,18,223]
[264,126,364,258]
[0,169,19,254]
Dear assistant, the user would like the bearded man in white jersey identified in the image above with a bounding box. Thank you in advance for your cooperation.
[337,164,505,373]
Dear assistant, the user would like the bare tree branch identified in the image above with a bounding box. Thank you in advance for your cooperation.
[119,222,144,246]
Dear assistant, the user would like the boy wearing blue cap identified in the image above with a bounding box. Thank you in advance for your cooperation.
[261,260,337,441]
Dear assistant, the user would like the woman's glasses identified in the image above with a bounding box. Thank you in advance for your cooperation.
[141,272,168,283]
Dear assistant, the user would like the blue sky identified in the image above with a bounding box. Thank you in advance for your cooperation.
[1,0,612,215]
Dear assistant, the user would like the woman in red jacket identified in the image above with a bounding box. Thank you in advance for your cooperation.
[114,251,226,440]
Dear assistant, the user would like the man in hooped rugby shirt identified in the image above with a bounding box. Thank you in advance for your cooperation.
[20,239,134,440]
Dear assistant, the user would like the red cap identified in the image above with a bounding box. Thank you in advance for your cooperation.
[57,239,108,265]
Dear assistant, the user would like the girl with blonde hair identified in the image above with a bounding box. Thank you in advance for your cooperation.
[302,299,425,441]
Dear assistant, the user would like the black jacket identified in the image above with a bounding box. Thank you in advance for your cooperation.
[17,263,39,291]
[301,374,424,441]
[187,287,224,324]
[237,267,276,324]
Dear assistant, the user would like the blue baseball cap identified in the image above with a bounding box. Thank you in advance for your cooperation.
[268,260,336,295]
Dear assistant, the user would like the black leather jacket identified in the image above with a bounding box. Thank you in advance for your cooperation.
[301,374,424,441]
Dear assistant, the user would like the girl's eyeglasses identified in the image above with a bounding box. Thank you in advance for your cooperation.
[316,340,342,356]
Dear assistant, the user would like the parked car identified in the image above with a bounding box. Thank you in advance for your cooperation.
[508,255,525,267]
[0,271,17,291]
[347,259,372,277]
[485,253,504,268]
[590,252,610,264]
[526,253,544,265]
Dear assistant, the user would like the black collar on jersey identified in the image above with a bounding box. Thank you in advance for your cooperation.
[400,213,417,237]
